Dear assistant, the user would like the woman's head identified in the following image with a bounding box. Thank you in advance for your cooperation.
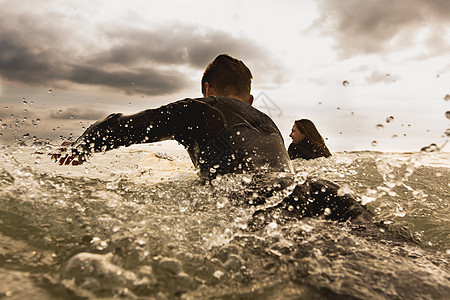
[289,123,305,143]
[290,119,325,144]
[289,118,332,158]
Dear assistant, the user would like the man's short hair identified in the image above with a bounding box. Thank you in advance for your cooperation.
[202,54,253,99]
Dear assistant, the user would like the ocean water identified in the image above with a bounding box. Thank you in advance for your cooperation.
[0,142,449,299]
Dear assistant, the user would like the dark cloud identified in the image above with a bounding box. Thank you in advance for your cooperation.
[0,14,190,95]
[0,105,107,123]
[311,0,450,58]
[90,23,288,88]
[0,3,286,96]
[49,108,107,120]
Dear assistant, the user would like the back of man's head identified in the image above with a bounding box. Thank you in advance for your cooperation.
[202,54,253,101]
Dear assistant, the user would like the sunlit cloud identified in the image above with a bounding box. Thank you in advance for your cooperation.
[311,0,450,59]
[364,71,400,84]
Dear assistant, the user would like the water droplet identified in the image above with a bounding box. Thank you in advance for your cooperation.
[446,111,450,120]
[342,80,349,87]
[23,100,27,105]
[36,118,40,123]
[179,200,190,212]
[23,133,30,138]
[444,94,450,101]
[0,119,2,123]
[48,89,53,94]
[10,114,14,118]
[0,133,2,137]
[217,197,228,208]
[445,129,450,137]
[242,175,252,184]
[376,124,384,130]
[421,143,439,152]
[371,140,378,147]
[70,115,74,119]
[213,270,224,279]
[1,124,7,129]
[385,116,394,123]
[394,204,406,217]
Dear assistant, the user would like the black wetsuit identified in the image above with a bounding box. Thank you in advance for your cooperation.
[288,140,330,160]
[72,96,371,225]
[73,96,292,179]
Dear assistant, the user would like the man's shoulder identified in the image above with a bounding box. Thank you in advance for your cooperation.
[201,96,243,106]
[175,96,249,108]
[174,96,276,127]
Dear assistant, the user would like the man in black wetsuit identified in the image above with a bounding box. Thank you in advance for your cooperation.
[53,54,292,180]
[53,54,372,225]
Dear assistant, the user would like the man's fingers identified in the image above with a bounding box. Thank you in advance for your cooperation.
[58,155,82,165]
[64,156,75,165]
[59,155,73,165]
[49,146,83,166]
[58,156,67,165]
[51,153,61,161]
[71,159,81,166]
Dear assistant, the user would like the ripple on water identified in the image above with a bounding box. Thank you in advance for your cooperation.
[0,147,449,298]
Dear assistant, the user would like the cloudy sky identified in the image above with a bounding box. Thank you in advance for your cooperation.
[1,0,449,152]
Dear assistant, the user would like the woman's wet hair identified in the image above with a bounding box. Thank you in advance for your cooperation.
[294,119,332,157]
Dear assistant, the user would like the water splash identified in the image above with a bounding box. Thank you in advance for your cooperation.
[1,147,449,299]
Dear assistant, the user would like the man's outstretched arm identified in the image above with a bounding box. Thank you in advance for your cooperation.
[51,97,226,166]
[52,103,179,165]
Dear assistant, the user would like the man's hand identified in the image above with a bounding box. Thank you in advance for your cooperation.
[50,142,84,165]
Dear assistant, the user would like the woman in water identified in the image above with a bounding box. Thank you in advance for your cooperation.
[288,119,332,160]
